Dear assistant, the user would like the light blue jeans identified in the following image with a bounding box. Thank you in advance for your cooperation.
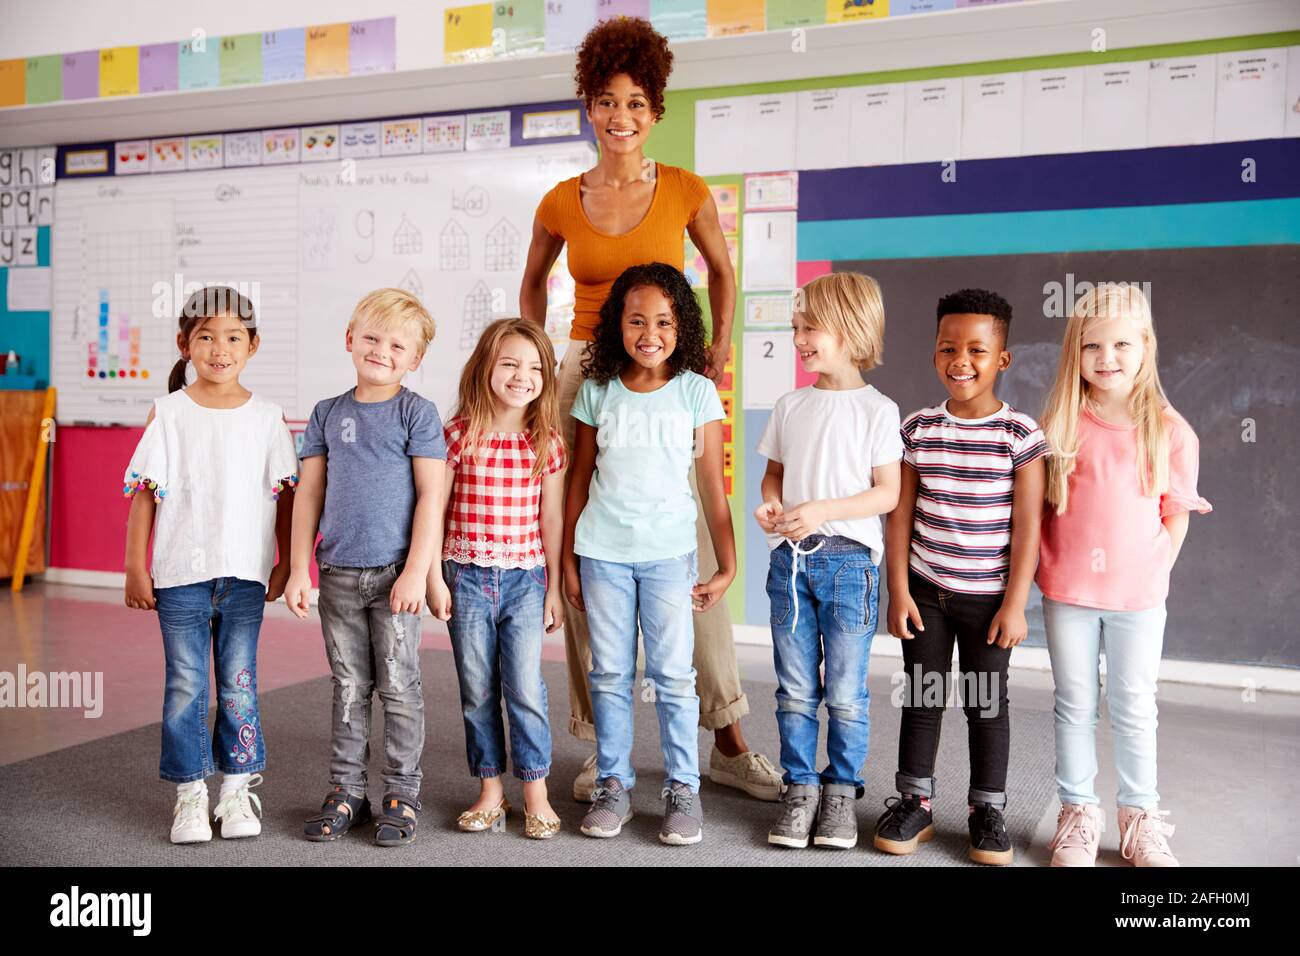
[579,551,700,792]
[1043,597,1166,809]
[444,560,552,781]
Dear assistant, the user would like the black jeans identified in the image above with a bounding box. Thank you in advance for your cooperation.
[895,571,1011,807]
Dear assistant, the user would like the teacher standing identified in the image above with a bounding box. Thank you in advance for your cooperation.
[520,16,779,804]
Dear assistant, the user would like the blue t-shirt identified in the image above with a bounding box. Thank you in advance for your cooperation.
[571,370,724,563]
[300,387,446,567]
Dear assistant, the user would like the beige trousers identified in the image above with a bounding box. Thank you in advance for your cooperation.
[557,342,750,740]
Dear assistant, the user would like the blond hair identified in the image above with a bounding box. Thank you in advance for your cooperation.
[799,272,885,370]
[349,288,435,355]
[1041,283,1169,514]
[454,319,563,479]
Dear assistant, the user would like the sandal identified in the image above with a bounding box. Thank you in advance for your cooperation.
[374,793,421,847]
[304,787,371,842]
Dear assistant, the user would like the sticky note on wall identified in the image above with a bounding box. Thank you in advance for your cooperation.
[306,24,349,78]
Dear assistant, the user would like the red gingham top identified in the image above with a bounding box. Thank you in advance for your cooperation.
[442,416,567,570]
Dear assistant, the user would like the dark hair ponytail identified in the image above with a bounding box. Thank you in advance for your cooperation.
[169,285,258,392]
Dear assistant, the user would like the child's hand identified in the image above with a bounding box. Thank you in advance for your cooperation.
[987,604,1027,649]
[691,571,733,613]
[284,570,313,619]
[753,498,784,533]
[124,567,156,611]
[427,575,452,621]
[390,568,426,616]
[544,584,564,634]
[266,562,289,603]
[563,559,585,613]
[887,590,924,640]
[775,500,829,542]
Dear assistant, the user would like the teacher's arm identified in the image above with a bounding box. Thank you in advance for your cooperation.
[520,215,565,328]
[686,194,736,383]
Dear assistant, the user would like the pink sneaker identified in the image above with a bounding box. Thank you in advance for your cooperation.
[1118,806,1179,867]
[1049,803,1104,867]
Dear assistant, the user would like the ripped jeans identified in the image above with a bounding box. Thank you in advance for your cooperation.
[317,559,424,801]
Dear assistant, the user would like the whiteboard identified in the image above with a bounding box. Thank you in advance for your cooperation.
[51,141,593,425]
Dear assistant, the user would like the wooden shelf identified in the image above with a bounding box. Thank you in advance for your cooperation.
[0,0,1296,148]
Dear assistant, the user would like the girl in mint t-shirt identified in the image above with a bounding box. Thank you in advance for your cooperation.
[562,263,736,847]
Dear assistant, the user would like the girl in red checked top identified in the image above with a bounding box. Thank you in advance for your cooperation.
[428,318,568,840]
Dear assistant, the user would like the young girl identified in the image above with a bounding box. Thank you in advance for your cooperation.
[428,318,567,839]
[563,262,736,846]
[754,272,902,851]
[123,286,297,844]
[1038,283,1210,867]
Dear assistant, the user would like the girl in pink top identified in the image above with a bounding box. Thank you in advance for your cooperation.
[1037,284,1210,869]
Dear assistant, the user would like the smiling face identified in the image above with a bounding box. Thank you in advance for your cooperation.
[621,284,677,372]
[1080,313,1145,400]
[587,73,655,158]
[181,312,258,385]
[792,311,851,376]
[346,319,422,387]
[935,312,1010,405]
[490,333,544,410]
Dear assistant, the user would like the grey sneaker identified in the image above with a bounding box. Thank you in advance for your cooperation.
[768,783,820,848]
[580,777,632,838]
[659,781,703,846]
[813,783,858,849]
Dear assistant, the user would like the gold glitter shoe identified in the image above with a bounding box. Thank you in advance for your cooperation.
[457,796,510,832]
[524,812,561,840]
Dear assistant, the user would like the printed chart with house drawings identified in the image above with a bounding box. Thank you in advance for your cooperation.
[52,141,591,424]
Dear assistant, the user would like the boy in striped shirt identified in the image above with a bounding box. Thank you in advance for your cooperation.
[874,288,1048,865]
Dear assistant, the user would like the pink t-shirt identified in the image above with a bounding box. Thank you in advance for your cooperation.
[1036,405,1211,611]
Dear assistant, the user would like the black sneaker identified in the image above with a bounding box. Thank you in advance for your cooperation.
[873,794,934,855]
[968,802,1013,865]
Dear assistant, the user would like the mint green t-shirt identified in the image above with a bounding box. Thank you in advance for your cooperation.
[572,370,725,563]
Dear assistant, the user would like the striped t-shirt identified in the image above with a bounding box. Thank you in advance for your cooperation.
[901,401,1049,595]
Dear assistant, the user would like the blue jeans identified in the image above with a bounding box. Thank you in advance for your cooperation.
[580,551,700,792]
[154,577,268,783]
[445,560,552,781]
[1043,597,1166,809]
[765,535,879,794]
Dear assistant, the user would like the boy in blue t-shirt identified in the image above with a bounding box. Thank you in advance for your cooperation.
[285,288,447,847]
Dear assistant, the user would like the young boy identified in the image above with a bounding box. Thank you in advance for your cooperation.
[285,288,446,847]
[875,288,1047,865]
[754,273,902,850]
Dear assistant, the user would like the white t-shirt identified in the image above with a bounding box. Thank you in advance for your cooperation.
[755,383,903,564]
[123,390,299,590]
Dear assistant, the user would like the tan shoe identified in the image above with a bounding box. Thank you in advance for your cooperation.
[708,746,782,802]
[1118,806,1179,867]
[525,812,561,839]
[1049,803,1104,866]
[457,796,510,832]
[572,753,599,803]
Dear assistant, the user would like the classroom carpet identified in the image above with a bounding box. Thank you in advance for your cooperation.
[0,650,1058,867]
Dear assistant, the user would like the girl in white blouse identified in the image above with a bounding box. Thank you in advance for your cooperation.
[123,286,297,845]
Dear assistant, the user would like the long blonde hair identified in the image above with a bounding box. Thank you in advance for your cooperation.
[454,319,562,478]
[1041,283,1169,514]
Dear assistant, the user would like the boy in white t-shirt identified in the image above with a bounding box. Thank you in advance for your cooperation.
[754,272,902,850]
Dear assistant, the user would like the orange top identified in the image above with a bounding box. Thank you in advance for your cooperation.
[536,163,711,341]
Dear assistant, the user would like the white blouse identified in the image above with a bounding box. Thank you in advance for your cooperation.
[123,390,298,590]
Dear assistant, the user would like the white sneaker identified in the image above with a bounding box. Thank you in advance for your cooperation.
[213,773,264,839]
[709,746,783,802]
[170,786,212,844]
[573,753,599,803]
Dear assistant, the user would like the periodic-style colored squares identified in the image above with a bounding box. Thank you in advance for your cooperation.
[62,51,99,100]
[138,43,178,93]
[178,39,220,90]
[766,0,826,27]
[348,18,396,75]
[0,60,25,107]
[543,0,596,52]
[706,0,765,37]
[445,5,494,64]
[597,0,650,22]
[219,33,263,86]
[493,1,546,58]
[827,0,889,22]
[99,47,139,97]
[261,29,306,83]
[306,24,349,79]
[650,0,708,40]
[24,55,62,104]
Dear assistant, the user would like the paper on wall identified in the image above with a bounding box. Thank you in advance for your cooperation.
[1083,63,1149,151]
[744,93,798,174]
[796,89,850,170]
[848,84,905,166]
[742,331,794,410]
[1021,68,1084,156]
[960,72,1023,160]
[741,211,797,293]
[695,98,746,175]
[7,266,51,312]
[904,79,962,164]
[1147,56,1216,147]
[1214,48,1287,143]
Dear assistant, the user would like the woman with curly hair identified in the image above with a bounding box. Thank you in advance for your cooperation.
[561,262,735,844]
[520,16,779,808]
